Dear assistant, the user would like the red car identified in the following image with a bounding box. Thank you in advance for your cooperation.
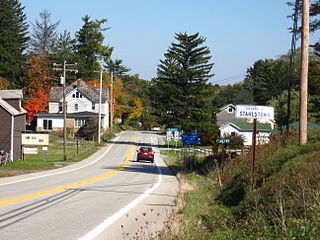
[137,147,154,163]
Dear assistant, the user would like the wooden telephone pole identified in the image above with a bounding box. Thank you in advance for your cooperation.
[53,61,78,160]
[299,0,309,145]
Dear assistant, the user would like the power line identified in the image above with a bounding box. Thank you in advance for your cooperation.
[212,73,246,85]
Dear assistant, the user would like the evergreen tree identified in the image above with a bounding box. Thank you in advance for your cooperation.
[75,15,113,80]
[51,30,76,63]
[0,0,29,87]
[51,30,78,83]
[153,32,216,134]
[104,58,130,77]
[29,9,60,57]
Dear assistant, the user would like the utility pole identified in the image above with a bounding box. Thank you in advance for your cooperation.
[286,0,298,133]
[300,0,309,145]
[110,72,113,129]
[94,70,103,144]
[53,61,78,160]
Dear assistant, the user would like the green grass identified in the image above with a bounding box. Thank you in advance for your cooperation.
[161,133,320,240]
[1,159,55,170]
[0,133,108,175]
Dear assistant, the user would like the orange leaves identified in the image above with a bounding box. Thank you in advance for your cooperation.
[87,79,108,88]
[24,89,49,122]
[22,54,57,94]
[0,77,9,90]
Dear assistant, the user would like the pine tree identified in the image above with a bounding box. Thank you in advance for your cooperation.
[104,58,130,77]
[75,15,113,80]
[51,30,76,63]
[153,32,216,134]
[29,9,60,57]
[0,0,29,87]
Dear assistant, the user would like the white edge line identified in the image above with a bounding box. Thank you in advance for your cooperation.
[0,135,121,186]
[79,155,163,240]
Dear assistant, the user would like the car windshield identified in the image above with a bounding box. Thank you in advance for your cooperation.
[141,147,152,152]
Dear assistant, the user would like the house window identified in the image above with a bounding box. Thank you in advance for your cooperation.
[59,102,62,112]
[73,92,83,98]
[75,104,78,111]
[43,119,52,130]
[228,107,233,113]
[92,103,95,110]
[75,118,86,127]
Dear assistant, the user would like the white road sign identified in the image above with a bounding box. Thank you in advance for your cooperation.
[174,131,180,142]
[236,105,274,120]
[166,131,173,141]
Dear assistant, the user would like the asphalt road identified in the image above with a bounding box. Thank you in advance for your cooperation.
[0,131,179,240]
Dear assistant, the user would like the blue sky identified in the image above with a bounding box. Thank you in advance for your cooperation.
[19,0,317,84]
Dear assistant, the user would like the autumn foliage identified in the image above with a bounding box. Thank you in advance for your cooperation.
[24,89,49,122]
[87,79,108,88]
[22,54,57,94]
[0,77,9,90]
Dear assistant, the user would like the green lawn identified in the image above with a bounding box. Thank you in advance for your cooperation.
[0,135,103,173]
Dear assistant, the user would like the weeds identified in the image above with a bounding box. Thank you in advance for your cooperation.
[161,131,320,240]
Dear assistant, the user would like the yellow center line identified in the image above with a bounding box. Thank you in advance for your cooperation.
[0,138,136,206]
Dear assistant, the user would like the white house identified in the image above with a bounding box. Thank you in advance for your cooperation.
[219,121,272,146]
[36,79,109,133]
[216,104,247,126]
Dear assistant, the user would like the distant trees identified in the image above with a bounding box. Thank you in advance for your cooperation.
[151,32,217,135]
[243,59,290,105]
[268,90,300,127]
[243,46,320,125]
[212,83,254,108]
[0,0,29,87]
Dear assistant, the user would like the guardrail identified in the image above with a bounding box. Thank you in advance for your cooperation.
[169,147,249,156]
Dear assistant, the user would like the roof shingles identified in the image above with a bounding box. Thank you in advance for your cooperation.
[50,79,108,102]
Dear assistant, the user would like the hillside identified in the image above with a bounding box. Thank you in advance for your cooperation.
[161,130,320,239]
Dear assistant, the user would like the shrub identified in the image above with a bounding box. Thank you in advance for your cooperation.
[216,174,249,207]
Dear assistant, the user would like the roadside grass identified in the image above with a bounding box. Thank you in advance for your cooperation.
[0,171,15,178]
[160,150,223,239]
[160,131,320,240]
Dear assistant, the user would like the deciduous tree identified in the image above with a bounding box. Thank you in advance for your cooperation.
[22,54,57,94]
[244,59,290,105]
[211,83,254,108]
[0,77,9,90]
[24,89,49,122]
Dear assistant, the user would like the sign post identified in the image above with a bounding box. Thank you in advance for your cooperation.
[174,131,180,148]
[236,105,274,189]
[166,128,178,149]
